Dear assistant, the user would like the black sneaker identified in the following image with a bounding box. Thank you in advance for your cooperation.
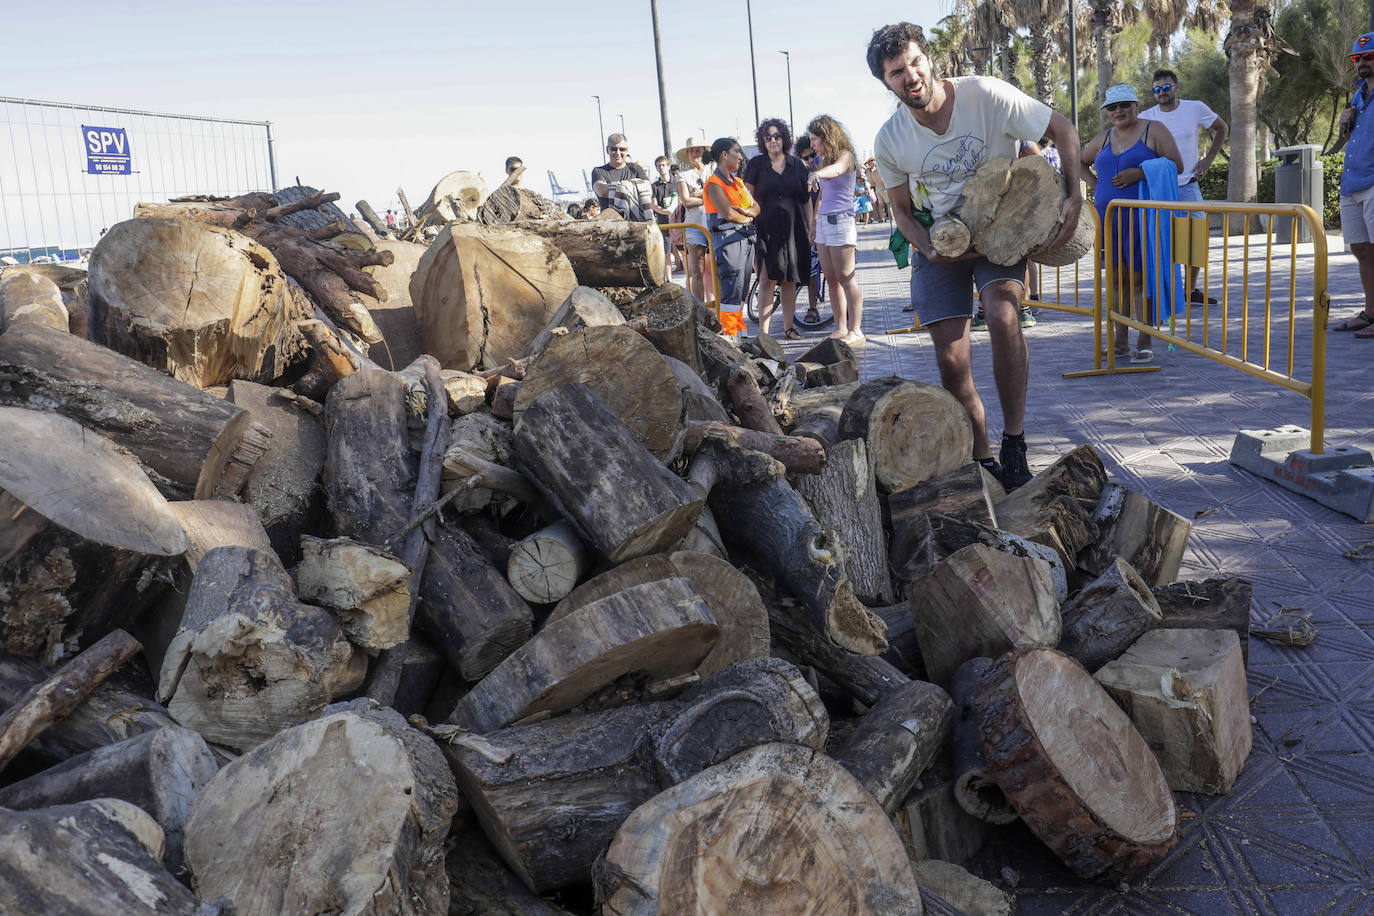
[999,435,1032,490]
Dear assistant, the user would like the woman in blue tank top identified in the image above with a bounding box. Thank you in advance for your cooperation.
[1081,84,1184,360]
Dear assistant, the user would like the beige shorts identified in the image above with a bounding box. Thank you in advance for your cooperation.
[1342,185,1374,245]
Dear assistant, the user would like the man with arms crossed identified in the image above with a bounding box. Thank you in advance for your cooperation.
[867,22,1082,489]
[1139,68,1228,303]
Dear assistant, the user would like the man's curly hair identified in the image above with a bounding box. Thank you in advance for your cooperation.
[754,118,794,157]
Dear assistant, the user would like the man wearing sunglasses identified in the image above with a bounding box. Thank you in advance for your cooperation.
[591,133,651,221]
[1333,33,1374,334]
[1139,68,1227,304]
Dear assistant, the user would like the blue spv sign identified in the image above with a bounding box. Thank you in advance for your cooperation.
[82,126,132,175]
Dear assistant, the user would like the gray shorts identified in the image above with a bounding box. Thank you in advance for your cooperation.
[909,250,1027,325]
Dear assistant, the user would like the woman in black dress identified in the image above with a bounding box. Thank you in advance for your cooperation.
[744,118,813,340]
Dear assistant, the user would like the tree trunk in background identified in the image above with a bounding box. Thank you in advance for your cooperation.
[1226,0,1271,204]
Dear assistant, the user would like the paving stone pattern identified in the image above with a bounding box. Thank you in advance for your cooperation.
[745,224,1374,914]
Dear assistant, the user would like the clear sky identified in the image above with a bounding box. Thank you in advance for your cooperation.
[4,0,949,217]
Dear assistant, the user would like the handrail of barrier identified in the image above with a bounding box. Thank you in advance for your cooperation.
[660,221,720,317]
[1095,198,1329,454]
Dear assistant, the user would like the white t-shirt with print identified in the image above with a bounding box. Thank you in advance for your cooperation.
[874,76,1053,220]
[1139,100,1220,184]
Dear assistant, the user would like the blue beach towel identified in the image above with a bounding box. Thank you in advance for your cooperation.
[1134,159,1186,324]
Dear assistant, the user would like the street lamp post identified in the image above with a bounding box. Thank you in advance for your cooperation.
[649,0,672,159]
[618,114,626,135]
[779,50,793,132]
[746,0,759,127]
[592,95,605,157]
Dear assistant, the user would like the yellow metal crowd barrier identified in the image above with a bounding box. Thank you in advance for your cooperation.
[1062,199,1330,455]
[1022,203,1102,325]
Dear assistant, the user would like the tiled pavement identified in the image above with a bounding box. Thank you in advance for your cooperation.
[750,224,1374,914]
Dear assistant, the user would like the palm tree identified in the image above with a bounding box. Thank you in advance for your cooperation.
[1224,0,1283,202]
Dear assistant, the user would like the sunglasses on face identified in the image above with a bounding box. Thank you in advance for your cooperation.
[1151,83,1174,93]
[764,133,783,140]
[1104,101,1134,111]
[1353,52,1374,63]
[609,146,629,152]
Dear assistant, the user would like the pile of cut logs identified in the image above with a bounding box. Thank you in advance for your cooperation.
[0,177,1253,915]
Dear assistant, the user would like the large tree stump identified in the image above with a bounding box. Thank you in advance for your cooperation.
[445,657,827,893]
[0,799,203,915]
[1079,483,1192,587]
[838,377,973,492]
[909,543,1060,688]
[594,742,924,914]
[794,437,893,604]
[959,155,1066,266]
[0,322,271,501]
[184,702,458,916]
[1058,557,1164,672]
[0,407,186,663]
[832,679,954,815]
[509,218,666,288]
[993,443,1108,567]
[1153,577,1253,668]
[411,222,577,370]
[0,266,67,332]
[513,383,702,564]
[87,217,305,387]
[448,577,718,733]
[157,546,365,751]
[976,647,1178,880]
[1095,628,1252,795]
[0,724,219,875]
[522,285,625,359]
[513,325,686,463]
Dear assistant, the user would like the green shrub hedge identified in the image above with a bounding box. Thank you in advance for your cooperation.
[1199,153,1342,227]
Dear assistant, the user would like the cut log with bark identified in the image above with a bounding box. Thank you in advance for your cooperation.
[522,285,625,359]
[696,325,761,391]
[442,411,521,515]
[594,742,924,915]
[794,437,893,604]
[889,510,1067,602]
[184,701,458,916]
[950,657,1018,825]
[88,218,309,386]
[893,759,992,864]
[1094,628,1252,795]
[629,284,701,371]
[0,266,68,332]
[782,381,861,448]
[725,366,784,435]
[506,520,591,605]
[411,222,577,371]
[513,382,703,563]
[959,154,1066,266]
[157,546,365,751]
[871,601,926,680]
[509,218,666,288]
[0,407,186,662]
[908,542,1061,687]
[1057,557,1164,672]
[929,215,973,258]
[445,657,827,893]
[363,239,427,369]
[448,577,718,733]
[886,461,1003,530]
[838,377,974,492]
[296,536,411,649]
[832,679,954,815]
[0,799,204,915]
[993,443,1108,567]
[1153,577,1253,668]
[700,437,887,656]
[765,592,910,707]
[0,322,272,501]
[975,646,1178,880]
[514,325,685,463]
[0,723,219,875]
[666,355,730,423]
[683,420,826,475]
[446,821,580,916]
[271,184,372,248]
[1079,483,1192,587]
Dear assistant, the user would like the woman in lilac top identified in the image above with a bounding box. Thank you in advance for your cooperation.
[804,114,865,344]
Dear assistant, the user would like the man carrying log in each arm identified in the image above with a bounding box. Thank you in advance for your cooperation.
[867,22,1082,490]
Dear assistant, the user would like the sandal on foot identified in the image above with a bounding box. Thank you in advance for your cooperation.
[785,328,803,340]
[1334,311,1374,332]
[1130,348,1154,364]
[1357,325,1374,339]
[804,308,821,323]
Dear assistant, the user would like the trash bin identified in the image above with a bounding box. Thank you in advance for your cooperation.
[1273,144,1324,243]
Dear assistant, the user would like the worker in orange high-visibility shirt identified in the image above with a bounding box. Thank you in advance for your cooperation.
[703,137,761,338]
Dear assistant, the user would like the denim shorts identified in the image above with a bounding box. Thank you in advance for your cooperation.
[685,227,708,247]
[909,250,1027,325]
[1177,180,1205,220]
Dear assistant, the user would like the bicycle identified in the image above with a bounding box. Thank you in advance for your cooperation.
[746,250,832,330]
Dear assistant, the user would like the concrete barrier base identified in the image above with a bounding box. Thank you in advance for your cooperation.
[1230,426,1374,522]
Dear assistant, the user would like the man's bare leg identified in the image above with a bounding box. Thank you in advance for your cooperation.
[980,280,1027,437]
[926,317,990,459]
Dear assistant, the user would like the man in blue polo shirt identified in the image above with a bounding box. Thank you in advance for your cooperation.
[1333,32,1374,336]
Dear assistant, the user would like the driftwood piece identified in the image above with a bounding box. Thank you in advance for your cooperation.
[449,577,718,733]
[594,742,924,914]
[184,702,458,916]
[838,377,973,492]
[0,266,67,332]
[950,657,1017,824]
[993,443,1108,567]
[832,679,954,815]
[1057,557,1164,672]
[522,285,625,358]
[0,322,271,501]
[513,325,686,463]
[506,520,591,605]
[0,800,203,915]
[508,218,666,288]
[960,154,1066,266]
[909,542,1061,688]
[683,420,826,475]
[794,437,893,604]
[975,647,1178,880]
[88,217,307,386]
[411,222,577,370]
[445,657,827,893]
[157,546,365,751]
[296,536,411,649]
[0,407,186,662]
[1153,577,1253,668]
[513,382,703,564]
[1095,628,1252,794]
[0,723,219,875]
[886,461,1003,530]
[1080,483,1193,587]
